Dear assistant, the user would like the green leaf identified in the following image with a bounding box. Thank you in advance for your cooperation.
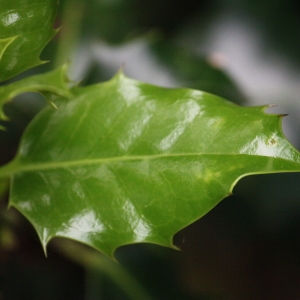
[0,0,59,82]
[0,65,72,121]
[1,73,300,259]
[151,42,246,104]
[0,179,9,199]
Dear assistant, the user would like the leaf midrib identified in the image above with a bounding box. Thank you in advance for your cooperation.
[0,152,295,179]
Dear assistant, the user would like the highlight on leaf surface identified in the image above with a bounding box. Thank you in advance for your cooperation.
[1,72,300,259]
[0,0,59,82]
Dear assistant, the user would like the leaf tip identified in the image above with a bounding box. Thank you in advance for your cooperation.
[113,65,126,81]
[42,242,49,258]
[262,104,289,118]
[171,243,181,251]
[118,63,126,74]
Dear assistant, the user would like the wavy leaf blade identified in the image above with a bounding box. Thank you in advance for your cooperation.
[2,73,300,258]
[0,65,72,121]
[0,0,58,82]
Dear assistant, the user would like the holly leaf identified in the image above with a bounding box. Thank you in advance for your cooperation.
[1,72,300,259]
[0,65,72,122]
[0,0,58,82]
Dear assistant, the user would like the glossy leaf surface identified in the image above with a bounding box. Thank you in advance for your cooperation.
[1,73,300,258]
[0,0,58,82]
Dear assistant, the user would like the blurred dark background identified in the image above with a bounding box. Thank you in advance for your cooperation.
[1,0,300,299]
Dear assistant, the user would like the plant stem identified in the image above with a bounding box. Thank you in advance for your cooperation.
[54,0,85,69]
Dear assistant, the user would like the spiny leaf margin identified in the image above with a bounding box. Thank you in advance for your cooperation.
[0,65,73,123]
[0,0,59,82]
[1,73,300,259]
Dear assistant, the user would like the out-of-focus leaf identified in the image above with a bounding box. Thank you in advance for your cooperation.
[80,0,206,44]
[0,0,59,82]
[0,179,9,199]
[0,73,299,259]
[152,42,245,104]
[244,0,300,66]
[0,65,72,121]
